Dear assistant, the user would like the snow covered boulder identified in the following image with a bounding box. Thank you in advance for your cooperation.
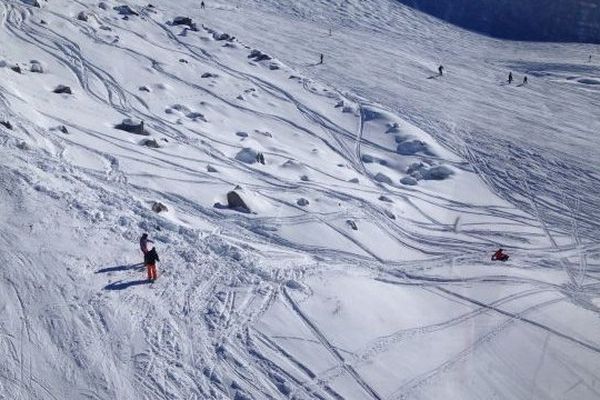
[30,61,44,73]
[346,220,358,231]
[235,148,259,164]
[113,5,138,16]
[10,65,22,74]
[201,72,218,78]
[212,32,233,41]
[374,172,393,185]
[151,201,168,213]
[422,165,453,180]
[1,121,13,130]
[396,139,431,155]
[248,49,271,61]
[226,190,251,213]
[98,2,109,10]
[77,11,89,21]
[400,176,418,186]
[140,138,160,148]
[172,16,193,27]
[53,85,72,94]
[115,118,147,135]
[297,198,309,207]
[21,0,40,7]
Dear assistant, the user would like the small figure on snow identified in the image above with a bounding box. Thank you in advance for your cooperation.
[491,248,509,262]
[589,54,592,63]
[522,76,528,85]
[508,72,513,84]
[318,53,324,65]
[139,233,154,255]
[438,65,444,76]
[144,246,160,282]
[201,1,205,9]
[256,152,265,165]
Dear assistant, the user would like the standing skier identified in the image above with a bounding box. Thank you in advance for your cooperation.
[144,245,160,282]
[201,1,205,9]
[438,65,444,76]
[319,53,324,65]
[508,72,513,84]
[522,76,528,85]
[139,233,153,255]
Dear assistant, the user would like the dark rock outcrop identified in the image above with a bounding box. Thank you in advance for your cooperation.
[115,118,147,135]
[53,85,72,94]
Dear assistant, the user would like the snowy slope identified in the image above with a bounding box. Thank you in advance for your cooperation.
[1,0,599,399]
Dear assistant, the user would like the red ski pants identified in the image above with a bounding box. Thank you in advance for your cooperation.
[146,263,157,281]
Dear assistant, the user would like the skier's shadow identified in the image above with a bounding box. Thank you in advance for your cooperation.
[96,263,143,274]
[104,279,148,291]
[427,74,441,79]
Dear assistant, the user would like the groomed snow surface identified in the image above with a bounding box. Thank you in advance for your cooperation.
[1,0,599,399]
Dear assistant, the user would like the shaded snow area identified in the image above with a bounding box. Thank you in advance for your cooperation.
[0,0,599,399]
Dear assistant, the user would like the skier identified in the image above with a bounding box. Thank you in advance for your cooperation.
[589,54,592,63]
[144,245,160,282]
[508,72,513,84]
[201,1,205,9]
[438,65,444,76]
[139,233,154,255]
[319,53,324,65]
[491,248,509,262]
[522,76,528,85]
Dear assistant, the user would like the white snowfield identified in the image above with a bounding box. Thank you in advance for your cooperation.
[0,0,598,399]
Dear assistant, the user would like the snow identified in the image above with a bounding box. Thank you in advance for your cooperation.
[0,0,599,399]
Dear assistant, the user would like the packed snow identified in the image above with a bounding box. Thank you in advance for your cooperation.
[1,0,599,399]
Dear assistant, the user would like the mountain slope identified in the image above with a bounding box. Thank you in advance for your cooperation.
[1,0,599,399]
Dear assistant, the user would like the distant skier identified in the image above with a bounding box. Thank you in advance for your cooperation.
[589,54,592,63]
[144,245,160,282]
[522,76,528,85]
[139,233,154,255]
[200,1,205,9]
[438,65,444,76]
[319,53,324,65]
[508,72,513,84]
[491,248,509,262]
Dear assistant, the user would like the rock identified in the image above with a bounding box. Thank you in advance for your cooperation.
[235,148,258,164]
[22,0,40,7]
[297,198,309,206]
[207,164,218,173]
[361,154,374,163]
[113,5,138,16]
[40,19,47,24]
[11,65,22,74]
[53,85,72,94]
[400,176,418,186]
[378,195,393,203]
[59,125,69,134]
[115,118,147,135]
[212,32,232,41]
[77,11,89,21]
[16,141,29,150]
[397,139,430,155]
[141,138,160,148]
[248,49,271,61]
[422,165,453,180]
[236,95,244,101]
[139,85,151,92]
[349,177,359,183]
[0,121,13,130]
[30,61,44,73]
[151,201,168,213]
[201,72,218,78]
[269,63,280,70]
[173,16,193,27]
[300,175,309,182]
[179,58,188,63]
[226,190,251,213]
[384,209,396,220]
[346,220,358,231]
[98,2,109,10]
[374,173,392,185]
[235,131,248,138]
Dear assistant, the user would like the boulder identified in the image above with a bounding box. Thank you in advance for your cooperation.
[77,11,89,21]
[173,16,193,27]
[378,195,393,203]
[0,121,13,130]
[53,85,72,94]
[141,138,160,148]
[59,125,69,134]
[98,2,109,10]
[400,176,418,186]
[212,32,232,41]
[297,198,309,207]
[151,201,168,213]
[113,5,138,15]
[22,0,40,7]
[248,49,271,61]
[11,65,22,74]
[397,139,430,155]
[226,190,251,213]
[139,85,151,92]
[115,118,147,135]
[207,164,218,173]
[422,165,453,180]
[346,220,358,231]
[201,72,218,78]
[30,61,44,73]
[235,148,258,164]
